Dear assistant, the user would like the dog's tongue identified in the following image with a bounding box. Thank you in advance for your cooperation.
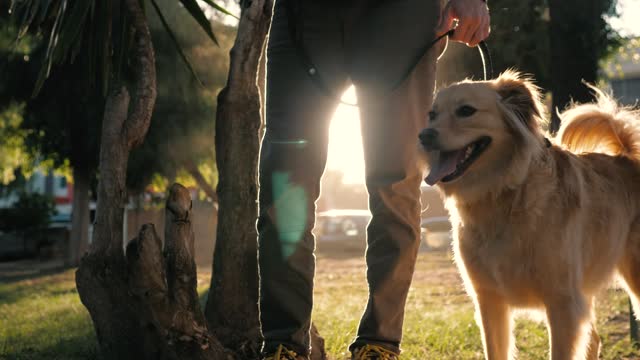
[425,150,465,185]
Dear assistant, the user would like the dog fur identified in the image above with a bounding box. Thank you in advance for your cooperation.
[419,70,640,360]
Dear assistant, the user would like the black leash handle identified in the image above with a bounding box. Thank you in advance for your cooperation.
[478,39,493,81]
[393,28,493,90]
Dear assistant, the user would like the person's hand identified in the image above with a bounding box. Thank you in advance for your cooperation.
[436,0,490,47]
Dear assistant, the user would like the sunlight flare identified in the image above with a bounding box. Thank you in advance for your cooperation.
[326,86,365,184]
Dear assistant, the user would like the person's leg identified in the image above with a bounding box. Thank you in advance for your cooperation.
[346,0,444,354]
[259,0,349,356]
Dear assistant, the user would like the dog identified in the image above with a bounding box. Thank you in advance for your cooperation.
[418,70,640,360]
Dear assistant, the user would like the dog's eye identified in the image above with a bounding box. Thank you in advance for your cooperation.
[428,111,437,122]
[456,105,477,118]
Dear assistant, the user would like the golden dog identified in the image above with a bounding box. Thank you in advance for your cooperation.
[418,70,640,360]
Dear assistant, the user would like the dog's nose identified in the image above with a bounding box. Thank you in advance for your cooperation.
[419,128,439,150]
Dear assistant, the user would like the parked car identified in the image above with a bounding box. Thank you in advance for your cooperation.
[421,216,452,249]
[315,209,371,242]
[0,214,70,260]
[0,230,41,259]
[313,209,370,253]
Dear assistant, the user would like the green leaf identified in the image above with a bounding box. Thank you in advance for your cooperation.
[33,0,69,96]
[199,0,239,20]
[113,0,131,86]
[15,0,38,38]
[92,0,111,95]
[177,0,218,46]
[150,0,205,87]
[37,0,54,23]
[54,0,93,64]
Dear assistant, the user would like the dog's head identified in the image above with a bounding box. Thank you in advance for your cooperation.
[419,70,548,199]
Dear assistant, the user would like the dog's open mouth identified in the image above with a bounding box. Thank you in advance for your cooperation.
[425,136,492,185]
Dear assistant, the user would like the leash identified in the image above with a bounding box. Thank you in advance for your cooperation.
[284,1,493,107]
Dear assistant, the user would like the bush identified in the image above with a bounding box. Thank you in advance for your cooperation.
[0,192,57,233]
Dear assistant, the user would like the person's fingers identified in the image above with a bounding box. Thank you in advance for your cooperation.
[468,29,482,47]
[478,14,490,42]
[436,2,456,36]
[451,16,477,44]
[438,0,491,45]
[483,14,491,39]
[468,16,489,47]
[482,16,490,39]
[481,6,491,38]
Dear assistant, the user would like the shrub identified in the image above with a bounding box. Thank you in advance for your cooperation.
[0,192,57,233]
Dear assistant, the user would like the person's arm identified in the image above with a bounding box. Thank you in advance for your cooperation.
[436,0,490,47]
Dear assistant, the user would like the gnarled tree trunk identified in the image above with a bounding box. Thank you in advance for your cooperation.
[205,1,326,358]
[75,0,325,358]
[68,165,90,266]
[75,1,226,358]
[204,0,273,356]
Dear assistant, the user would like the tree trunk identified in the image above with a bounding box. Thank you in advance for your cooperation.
[67,165,90,266]
[548,0,599,133]
[205,1,326,358]
[75,0,323,357]
[204,0,272,355]
[74,0,228,358]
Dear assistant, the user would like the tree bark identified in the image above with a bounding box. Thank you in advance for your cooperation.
[68,165,90,266]
[124,183,228,359]
[205,2,326,358]
[74,0,323,357]
[74,0,225,358]
[205,0,273,355]
[73,0,244,357]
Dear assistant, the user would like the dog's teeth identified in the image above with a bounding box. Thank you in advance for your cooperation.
[465,146,473,159]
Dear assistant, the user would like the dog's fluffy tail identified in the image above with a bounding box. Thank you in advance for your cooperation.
[556,87,640,161]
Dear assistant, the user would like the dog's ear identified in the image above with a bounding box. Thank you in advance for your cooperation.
[492,70,545,133]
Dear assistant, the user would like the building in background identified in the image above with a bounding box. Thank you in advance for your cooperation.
[604,37,640,106]
[0,171,72,213]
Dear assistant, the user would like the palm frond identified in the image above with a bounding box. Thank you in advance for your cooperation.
[178,0,218,45]
[9,0,234,95]
[199,0,238,20]
[150,0,204,87]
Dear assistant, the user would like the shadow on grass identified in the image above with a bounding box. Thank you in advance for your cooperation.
[1,326,97,360]
[0,293,98,360]
[0,258,70,284]
[0,270,76,305]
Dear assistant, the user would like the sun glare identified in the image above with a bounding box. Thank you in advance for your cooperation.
[326,86,365,184]
[323,3,640,185]
[609,0,640,37]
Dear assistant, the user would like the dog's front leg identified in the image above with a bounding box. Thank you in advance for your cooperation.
[545,296,591,360]
[475,291,513,360]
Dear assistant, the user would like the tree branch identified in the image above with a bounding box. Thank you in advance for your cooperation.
[123,0,157,149]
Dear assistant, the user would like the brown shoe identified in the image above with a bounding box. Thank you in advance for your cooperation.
[262,344,309,360]
[351,344,400,360]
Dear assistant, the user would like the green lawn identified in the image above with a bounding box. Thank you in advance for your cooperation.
[0,268,96,359]
[1,250,639,359]
[313,250,640,360]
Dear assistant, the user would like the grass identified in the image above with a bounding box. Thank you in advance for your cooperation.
[1,249,640,359]
[0,269,96,359]
[313,249,640,360]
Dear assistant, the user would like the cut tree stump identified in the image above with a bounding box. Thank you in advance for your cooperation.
[78,184,228,359]
[74,0,327,357]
